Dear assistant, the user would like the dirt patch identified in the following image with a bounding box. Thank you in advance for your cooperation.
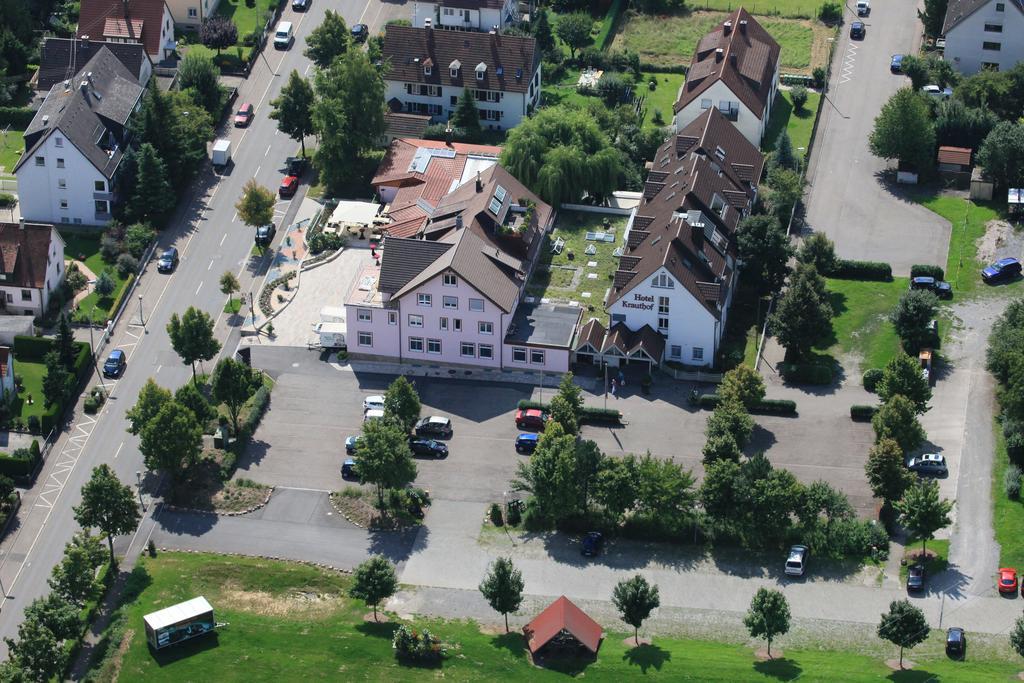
[623,636,653,647]
[755,647,784,661]
[885,658,915,671]
[976,219,1024,264]
[219,584,344,619]
[105,627,134,682]
[329,489,424,530]
[363,611,391,623]
[809,24,835,75]
[170,450,271,513]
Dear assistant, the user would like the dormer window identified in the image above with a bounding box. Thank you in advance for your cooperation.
[476,62,487,81]
[449,59,461,78]
[652,273,675,289]
[424,64,432,75]
[710,194,727,217]
[714,145,726,161]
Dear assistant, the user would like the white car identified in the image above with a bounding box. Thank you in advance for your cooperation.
[922,84,953,99]
[363,395,385,411]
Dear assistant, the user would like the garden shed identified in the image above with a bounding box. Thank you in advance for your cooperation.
[523,595,603,658]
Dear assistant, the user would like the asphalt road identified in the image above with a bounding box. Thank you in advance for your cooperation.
[802,1,950,275]
[0,0,407,657]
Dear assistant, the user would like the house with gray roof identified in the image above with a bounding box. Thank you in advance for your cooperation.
[942,0,1024,74]
[15,46,145,226]
[36,37,152,92]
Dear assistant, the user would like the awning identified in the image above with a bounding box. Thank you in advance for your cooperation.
[328,200,383,227]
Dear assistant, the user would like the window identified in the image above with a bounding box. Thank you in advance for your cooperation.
[996,1,1005,9]
[714,145,726,161]
[658,317,669,331]
[611,313,626,324]
[409,337,424,352]
[408,314,423,327]
[468,298,484,312]
[512,347,527,363]
[55,137,63,147]
[443,7,454,14]
[358,331,373,347]
[20,290,31,302]
[461,342,475,357]
[94,180,105,191]
[94,200,108,214]
[59,199,68,209]
[58,178,66,189]
[450,95,458,105]
[700,98,712,109]
[61,217,69,224]
[671,345,682,359]
[188,7,197,17]
[358,309,372,322]
[35,156,44,166]
[453,319,463,331]
[478,344,493,360]
[658,296,669,315]
[427,339,441,354]
[983,41,1002,51]
[417,293,432,306]
[443,273,457,286]
[530,349,545,365]
[443,295,458,309]
[984,22,1003,31]
[56,158,64,168]
[710,194,727,216]
[692,347,704,361]
[440,317,448,330]
[478,321,493,335]
[476,68,485,81]
[652,273,675,288]
[424,65,432,76]
[388,311,397,325]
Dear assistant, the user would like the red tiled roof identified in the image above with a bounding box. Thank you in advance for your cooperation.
[0,223,58,290]
[938,146,972,166]
[0,347,9,377]
[523,596,603,654]
[103,17,144,39]
[78,0,167,56]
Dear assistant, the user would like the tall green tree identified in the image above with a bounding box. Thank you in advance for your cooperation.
[612,575,660,645]
[872,394,926,453]
[744,588,791,659]
[877,599,929,668]
[175,380,216,425]
[896,478,953,556]
[533,8,555,54]
[770,131,798,172]
[890,289,939,355]
[73,464,141,568]
[47,532,104,607]
[768,263,833,359]
[3,613,67,682]
[796,232,837,276]
[55,313,76,370]
[736,214,794,298]
[934,99,998,150]
[865,438,915,506]
[918,0,948,38]
[94,270,115,298]
[634,452,696,525]
[764,166,804,222]
[42,350,72,408]
[549,395,579,435]
[139,401,202,482]
[877,352,932,414]
[235,178,276,230]
[126,378,172,435]
[596,454,641,520]
[978,121,1024,189]
[452,89,482,136]
[211,357,256,435]
[167,306,221,381]
[349,555,398,621]
[219,270,240,308]
[132,142,174,225]
[718,365,766,410]
[383,376,421,433]
[1011,614,1024,659]
[869,88,935,172]
[355,419,418,508]
[479,556,525,632]
[270,70,315,156]
[703,397,753,464]
[304,9,350,68]
[511,421,579,522]
[177,50,222,115]
[555,12,592,60]
[23,593,81,643]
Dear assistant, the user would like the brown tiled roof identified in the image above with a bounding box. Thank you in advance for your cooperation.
[383,25,539,95]
[384,112,432,140]
[673,8,780,118]
[0,223,59,290]
[0,347,9,378]
[523,596,603,655]
[378,238,454,293]
[574,318,606,352]
[78,0,168,57]
[938,146,972,166]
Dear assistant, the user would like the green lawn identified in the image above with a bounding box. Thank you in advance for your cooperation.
[691,0,822,18]
[60,231,132,323]
[719,286,768,370]
[525,211,626,307]
[816,277,907,373]
[761,89,821,159]
[993,421,1024,569]
[10,359,47,422]
[899,538,949,582]
[640,72,686,129]
[0,128,23,175]
[215,0,277,38]
[89,551,1020,682]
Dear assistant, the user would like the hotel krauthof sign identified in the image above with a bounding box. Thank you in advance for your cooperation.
[622,293,655,311]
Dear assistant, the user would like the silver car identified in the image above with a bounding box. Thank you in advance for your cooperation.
[785,545,808,577]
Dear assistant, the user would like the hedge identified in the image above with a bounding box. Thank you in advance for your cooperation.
[832,259,893,281]
[595,0,624,51]
[239,385,270,437]
[782,362,833,385]
[850,404,878,421]
[106,273,136,322]
[0,453,35,477]
[0,106,34,128]
[698,394,798,415]
[515,400,623,424]
[13,335,56,361]
[862,368,883,393]
[910,264,945,280]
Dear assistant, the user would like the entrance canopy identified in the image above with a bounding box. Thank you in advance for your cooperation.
[327,200,383,229]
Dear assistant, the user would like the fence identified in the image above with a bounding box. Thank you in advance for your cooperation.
[659,362,723,383]
[0,177,15,193]
[561,202,634,217]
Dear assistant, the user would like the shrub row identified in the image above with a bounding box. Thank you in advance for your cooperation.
[780,74,815,86]
[0,106,34,128]
[105,273,136,322]
[515,399,623,424]
[13,335,56,362]
[910,264,945,280]
[638,62,688,74]
[862,368,883,393]
[850,404,878,421]
[698,394,798,415]
[781,362,833,386]
[239,384,270,438]
[832,259,893,281]
[0,440,40,478]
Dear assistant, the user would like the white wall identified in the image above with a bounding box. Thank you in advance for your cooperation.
[673,79,763,146]
[17,131,111,227]
[166,0,219,27]
[414,1,514,30]
[945,2,1024,74]
[43,227,66,311]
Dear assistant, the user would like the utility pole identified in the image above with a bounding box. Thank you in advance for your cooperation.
[87,308,107,392]
[136,471,146,511]
[137,295,146,331]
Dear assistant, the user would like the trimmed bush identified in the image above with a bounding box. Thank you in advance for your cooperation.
[0,193,16,208]
[27,415,40,435]
[910,264,945,280]
[862,368,884,393]
[0,107,34,127]
[239,385,270,437]
[40,405,61,435]
[515,400,622,424]
[392,624,445,663]
[219,450,238,480]
[850,404,879,421]
[782,363,833,385]
[489,502,504,526]
[832,259,893,281]
[1005,465,1022,500]
[0,453,35,477]
[13,335,56,362]
[698,394,797,415]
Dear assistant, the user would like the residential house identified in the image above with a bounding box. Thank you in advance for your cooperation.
[15,47,145,226]
[347,164,580,373]
[373,137,502,238]
[382,24,541,130]
[672,8,780,147]
[36,37,152,92]
[0,347,13,404]
[0,222,67,318]
[595,108,764,368]
[412,0,519,32]
[164,0,221,28]
[77,0,176,62]
[943,0,1024,73]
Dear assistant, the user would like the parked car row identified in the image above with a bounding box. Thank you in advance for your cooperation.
[344,396,455,477]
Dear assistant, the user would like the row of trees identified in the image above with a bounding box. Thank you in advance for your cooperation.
[988,299,1024,491]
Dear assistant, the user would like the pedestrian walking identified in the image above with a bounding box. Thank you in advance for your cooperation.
[611,378,618,397]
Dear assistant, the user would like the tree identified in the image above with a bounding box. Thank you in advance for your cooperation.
[304,9,350,68]
[634,452,696,524]
[764,166,804,222]
[918,0,948,38]
[718,365,766,410]
[349,555,398,621]
[55,313,76,370]
[702,431,742,464]
[199,15,237,54]
[574,439,605,511]
[744,588,790,658]
[796,232,837,275]
[555,12,592,60]
[549,372,583,434]
[703,397,754,464]
[479,557,525,632]
[869,88,935,172]
[770,131,798,172]
[313,50,385,192]
[355,419,418,508]
[935,99,997,149]
[956,64,1024,121]
[167,306,221,381]
[177,50,222,115]
[877,353,932,414]
[42,350,71,408]
[131,142,174,225]
[139,401,202,482]
[877,599,929,668]
[1011,614,1024,659]
[126,378,172,435]
[73,464,140,568]
[124,223,155,259]
[23,594,81,643]
[896,478,953,556]
[47,532,104,607]
[453,89,482,136]
[175,380,216,425]
[736,214,794,298]
[382,376,421,433]
[872,394,927,453]
[612,574,660,645]
[269,70,315,156]
[988,299,1024,384]
[219,270,240,307]
[769,263,833,359]
[790,85,809,113]
[235,178,276,230]
[133,86,213,192]
[596,454,641,520]
[890,289,939,355]
[533,8,555,54]
[978,121,1024,189]
[94,270,115,299]
[900,54,930,91]
[4,613,67,682]
[512,421,580,522]
[211,357,256,435]
[865,438,915,505]
[741,454,804,545]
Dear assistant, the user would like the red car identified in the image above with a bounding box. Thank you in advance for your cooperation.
[279,175,299,198]
[999,567,1018,595]
[234,103,254,127]
[515,408,548,431]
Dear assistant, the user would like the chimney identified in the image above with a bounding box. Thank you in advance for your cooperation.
[424,17,432,29]
[81,35,91,49]
[455,214,463,230]
[723,20,732,35]
[476,171,482,192]
[79,80,89,94]
[740,20,748,33]
[444,122,453,147]
[715,48,724,62]
[729,54,737,67]
[86,71,93,84]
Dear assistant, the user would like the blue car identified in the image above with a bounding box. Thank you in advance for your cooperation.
[102,349,126,378]
[581,531,603,557]
[982,257,1022,284]
[890,54,904,73]
[515,433,539,454]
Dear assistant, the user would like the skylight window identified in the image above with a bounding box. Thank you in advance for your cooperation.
[488,185,508,214]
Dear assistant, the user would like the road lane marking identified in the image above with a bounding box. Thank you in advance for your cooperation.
[232,212,238,223]
[220,233,227,246]
[265,144,271,157]
[304,63,311,76]
[208,259,214,271]
[255,165,261,177]
[195,281,203,295]
[156,365,162,373]
[114,442,124,459]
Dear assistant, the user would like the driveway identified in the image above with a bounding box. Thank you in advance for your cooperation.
[803,4,949,275]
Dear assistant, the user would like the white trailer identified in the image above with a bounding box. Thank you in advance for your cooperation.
[211,139,232,167]
[318,322,347,349]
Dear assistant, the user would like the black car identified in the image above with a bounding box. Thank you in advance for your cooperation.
[341,458,358,480]
[156,247,179,273]
[291,0,309,9]
[945,627,966,658]
[351,23,368,42]
[286,156,308,176]
[255,223,276,248]
[910,276,953,299]
[850,21,865,39]
[408,437,448,458]
[907,564,925,591]
[581,531,603,557]
[414,416,453,438]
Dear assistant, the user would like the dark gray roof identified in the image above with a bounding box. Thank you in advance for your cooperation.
[378,237,454,293]
[943,0,1024,32]
[17,47,144,179]
[505,302,582,348]
[37,38,150,91]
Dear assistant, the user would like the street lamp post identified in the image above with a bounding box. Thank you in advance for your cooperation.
[136,471,145,511]
[137,295,146,331]
[87,308,107,392]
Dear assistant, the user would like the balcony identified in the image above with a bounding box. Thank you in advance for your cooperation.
[718,106,739,121]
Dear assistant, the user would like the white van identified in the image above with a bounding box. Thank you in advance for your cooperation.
[319,307,346,324]
[274,21,294,50]
[363,409,385,423]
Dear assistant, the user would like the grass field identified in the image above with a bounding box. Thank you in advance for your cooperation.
[89,551,1021,682]
[0,128,23,175]
[10,359,47,422]
[690,0,822,18]
[761,89,821,159]
[215,0,277,38]
[993,421,1024,570]
[640,72,686,128]
[815,277,906,373]
[899,539,950,582]
[60,231,132,323]
[525,211,626,306]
